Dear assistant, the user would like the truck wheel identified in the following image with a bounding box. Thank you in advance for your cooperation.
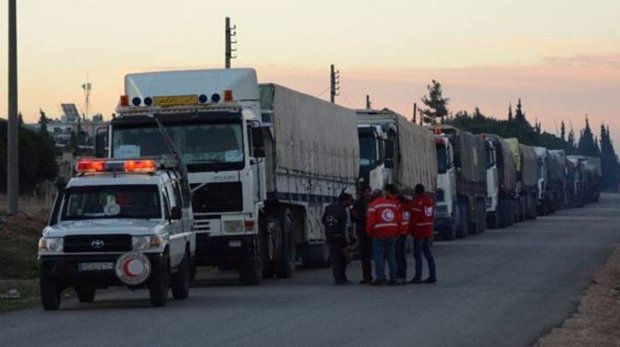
[171,253,190,300]
[441,204,458,240]
[40,276,61,311]
[75,286,96,303]
[456,204,469,239]
[149,256,169,307]
[275,211,295,279]
[300,243,330,267]
[261,216,280,279]
[487,211,499,229]
[239,235,263,286]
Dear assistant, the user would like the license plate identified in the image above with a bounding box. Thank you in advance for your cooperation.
[78,262,114,271]
[228,240,242,247]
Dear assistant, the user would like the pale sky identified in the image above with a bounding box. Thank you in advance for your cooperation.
[1,0,619,144]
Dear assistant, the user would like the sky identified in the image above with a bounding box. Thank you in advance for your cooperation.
[1,0,619,144]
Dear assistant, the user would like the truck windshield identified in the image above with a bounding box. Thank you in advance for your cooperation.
[359,135,377,167]
[61,185,161,220]
[486,147,495,169]
[436,145,448,174]
[112,120,244,172]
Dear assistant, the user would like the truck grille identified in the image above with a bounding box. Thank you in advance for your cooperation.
[64,234,132,253]
[191,182,243,213]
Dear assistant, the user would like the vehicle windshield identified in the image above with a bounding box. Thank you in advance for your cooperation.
[436,145,448,174]
[112,119,244,171]
[359,134,377,167]
[486,147,495,169]
[61,185,161,220]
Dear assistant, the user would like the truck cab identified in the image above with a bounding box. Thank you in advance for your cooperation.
[38,158,195,310]
[357,123,393,190]
[434,134,458,239]
[533,147,549,214]
[484,136,499,227]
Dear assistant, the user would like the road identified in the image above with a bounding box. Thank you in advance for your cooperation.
[2,194,620,347]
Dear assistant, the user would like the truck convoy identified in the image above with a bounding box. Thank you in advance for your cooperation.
[108,69,359,285]
[356,108,436,194]
[38,157,195,310]
[433,125,487,240]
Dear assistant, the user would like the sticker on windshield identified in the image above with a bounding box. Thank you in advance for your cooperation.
[115,145,141,159]
[104,195,121,216]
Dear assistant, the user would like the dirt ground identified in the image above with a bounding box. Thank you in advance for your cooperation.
[535,243,620,347]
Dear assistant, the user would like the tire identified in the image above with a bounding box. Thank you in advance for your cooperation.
[171,253,190,300]
[487,211,499,229]
[275,211,295,279]
[440,203,458,241]
[149,256,169,307]
[75,286,96,303]
[300,243,330,267]
[457,203,469,239]
[40,276,61,311]
[239,234,263,285]
[261,216,281,279]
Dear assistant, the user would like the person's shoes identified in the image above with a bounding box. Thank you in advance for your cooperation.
[408,278,423,284]
[386,279,398,286]
[424,277,437,284]
[369,279,385,286]
[396,278,407,285]
[359,278,372,284]
[334,279,352,285]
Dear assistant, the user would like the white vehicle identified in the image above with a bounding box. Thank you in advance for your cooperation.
[107,68,360,284]
[356,109,436,193]
[484,136,499,226]
[38,158,195,310]
[533,146,549,215]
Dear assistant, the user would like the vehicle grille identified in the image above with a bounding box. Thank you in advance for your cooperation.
[191,182,243,213]
[64,234,132,253]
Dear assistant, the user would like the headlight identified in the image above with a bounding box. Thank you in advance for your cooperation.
[38,237,64,253]
[132,236,163,251]
[223,220,243,233]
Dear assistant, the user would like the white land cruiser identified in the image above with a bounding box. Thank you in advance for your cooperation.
[38,158,195,310]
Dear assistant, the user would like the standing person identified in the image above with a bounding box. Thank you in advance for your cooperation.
[352,186,374,283]
[395,194,412,284]
[366,184,400,285]
[322,192,354,285]
[409,184,437,284]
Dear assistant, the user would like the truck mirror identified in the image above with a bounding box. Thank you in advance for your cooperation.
[170,206,182,220]
[95,126,109,158]
[251,127,265,158]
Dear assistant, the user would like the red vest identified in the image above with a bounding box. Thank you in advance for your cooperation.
[366,197,401,238]
[411,194,435,239]
[398,200,412,236]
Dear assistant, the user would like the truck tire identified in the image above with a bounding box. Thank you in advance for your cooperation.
[300,243,330,267]
[239,235,263,285]
[275,211,295,279]
[40,276,61,311]
[261,216,281,279]
[441,203,458,240]
[171,253,190,299]
[75,286,96,303]
[149,256,170,307]
[487,211,499,229]
[456,203,469,239]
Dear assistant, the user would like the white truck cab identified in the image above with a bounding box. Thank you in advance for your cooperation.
[484,136,499,225]
[38,157,195,310]
[434,134,457,238]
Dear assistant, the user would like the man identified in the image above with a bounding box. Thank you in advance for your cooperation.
[322,192,354,285]
[409,184,437,284]
[352,186,374,283]
[366,184,400,285]
[395,194,412,284]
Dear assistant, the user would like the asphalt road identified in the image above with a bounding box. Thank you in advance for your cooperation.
[2,194,620,347]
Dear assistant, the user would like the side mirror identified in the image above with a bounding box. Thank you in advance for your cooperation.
[170,206,182,220]
[95,126,109,158]
[251,127,266,158]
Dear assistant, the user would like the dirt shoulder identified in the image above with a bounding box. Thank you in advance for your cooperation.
[535,243,620,346]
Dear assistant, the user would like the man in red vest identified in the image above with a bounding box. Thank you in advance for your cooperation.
[366,184,401,285]
[409,184,437,284]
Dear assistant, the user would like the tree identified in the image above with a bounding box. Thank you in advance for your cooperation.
[600,124,619,189]
[560,121,566,142]
[567,127,576,148]
[577,116,599,157]
[420,80,449,124]
[38,109,50,138]
[515,98,526,123]
[508,103,513,121]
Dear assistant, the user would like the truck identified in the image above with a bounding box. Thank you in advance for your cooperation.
[356,108,436,193]
[504,139,538,221]
[107,68,360,284]
[38,157,195,310]
[547,150,568,211]
[433,125,487,239]
[486,134,517,228]
[533,147,551,215]
[567,155,601,205]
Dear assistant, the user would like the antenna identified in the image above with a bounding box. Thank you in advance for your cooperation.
[82,74,92,121]
[330,64,340,103]
[225,17,237,68]
[366,95,371,109]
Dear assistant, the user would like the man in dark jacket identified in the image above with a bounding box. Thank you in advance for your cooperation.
[322,192,354,284]
[352,186,373,283]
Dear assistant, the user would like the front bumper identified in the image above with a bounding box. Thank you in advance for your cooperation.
[39,253,164,288]
[194,233,257,267]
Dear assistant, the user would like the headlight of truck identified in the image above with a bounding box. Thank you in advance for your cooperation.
[132,236,163,251]
[38,237,64,253]
[223,220,244,233]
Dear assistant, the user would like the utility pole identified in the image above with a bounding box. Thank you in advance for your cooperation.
[413,102,417,124]
[330,64,340,103]
[225,17,237,69]
[7,0,18,215]
[365,95,371,109]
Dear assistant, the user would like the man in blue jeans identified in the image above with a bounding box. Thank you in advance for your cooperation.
[366,185,401,285]
[410,184,437,284]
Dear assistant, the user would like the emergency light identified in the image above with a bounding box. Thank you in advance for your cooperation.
[76,159,157,174]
